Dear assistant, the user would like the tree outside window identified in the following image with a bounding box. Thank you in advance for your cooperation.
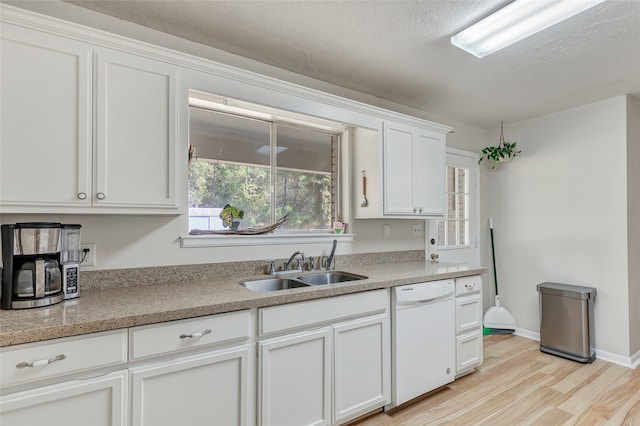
[188,106,337,232]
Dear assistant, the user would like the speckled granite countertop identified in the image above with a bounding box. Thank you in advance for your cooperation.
[0,261,486,347]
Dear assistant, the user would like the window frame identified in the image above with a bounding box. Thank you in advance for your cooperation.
[185,93,346,242]
[438,164,471,250]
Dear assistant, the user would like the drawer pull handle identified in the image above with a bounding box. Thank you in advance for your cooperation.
[465,283,476,289]
[16,354,67,369]
[180,329,212,339]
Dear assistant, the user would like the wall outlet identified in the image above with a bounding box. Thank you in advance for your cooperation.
[412,224,423,238]
[383,224,390,238]
[80,243,97,266]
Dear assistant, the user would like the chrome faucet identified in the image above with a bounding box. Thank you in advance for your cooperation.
[324,239,337,270]
[283,250,305,272]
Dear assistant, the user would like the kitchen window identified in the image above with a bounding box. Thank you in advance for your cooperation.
[438,165,470,248]
[188,91,345,234]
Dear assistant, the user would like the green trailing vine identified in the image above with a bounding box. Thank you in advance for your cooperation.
[478,121,521,169]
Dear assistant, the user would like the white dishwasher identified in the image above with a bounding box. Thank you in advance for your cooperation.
[389,279,456,408]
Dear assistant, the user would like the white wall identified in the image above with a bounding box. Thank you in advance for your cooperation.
[481,96,631,357]
[627,96,640,355]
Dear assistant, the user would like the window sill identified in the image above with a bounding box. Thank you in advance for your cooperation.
[180,232,354,248]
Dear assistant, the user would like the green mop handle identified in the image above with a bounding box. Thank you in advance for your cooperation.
[490,218,499,296]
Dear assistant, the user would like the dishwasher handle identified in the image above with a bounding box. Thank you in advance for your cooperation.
[396,293,453,307]
[416,296,446,304]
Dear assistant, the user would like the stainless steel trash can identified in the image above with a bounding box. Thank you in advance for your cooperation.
[537,282,597,363]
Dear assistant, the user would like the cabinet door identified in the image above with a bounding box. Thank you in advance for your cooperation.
[455,294,482,334]
[259,328,331,426]
[414,129,445,216]
[333,314,390,424]
[383,122,415,215]
[131,345,252,426]
[95,49,178,209]
[0,370,127,426]
[0,24,92,209]
[456,331,483,374]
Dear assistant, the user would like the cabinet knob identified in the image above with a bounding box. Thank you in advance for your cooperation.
[465,283,476,289]
[419,207,423,213]
[77,192,87,200]
[413,207,417,213]
[96,193,106,200]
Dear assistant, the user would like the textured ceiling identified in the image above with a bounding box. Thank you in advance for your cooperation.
[62,0,640,127]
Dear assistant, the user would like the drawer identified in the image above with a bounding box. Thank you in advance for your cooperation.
[130,310,251,360]
[456,330,483,374]
[259,289,388,337]
[456,294,482,334]
[455,275,482,296]
[0,330,127,388]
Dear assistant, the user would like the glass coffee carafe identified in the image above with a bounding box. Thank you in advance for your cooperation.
[14,259,62,298]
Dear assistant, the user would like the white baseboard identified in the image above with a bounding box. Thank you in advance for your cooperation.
[513,327,637,369]
[595,348,637,368]
[514,328,539,341]
[630,350,640,369]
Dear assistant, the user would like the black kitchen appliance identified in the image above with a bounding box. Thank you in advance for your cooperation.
[1,222,72,309]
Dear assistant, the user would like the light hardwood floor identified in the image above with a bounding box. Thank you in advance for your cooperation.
[355,334,640,425]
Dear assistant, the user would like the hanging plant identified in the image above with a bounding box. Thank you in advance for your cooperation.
[478,121,521,169]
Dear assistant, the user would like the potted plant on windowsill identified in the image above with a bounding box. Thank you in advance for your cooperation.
[478,121,521,169]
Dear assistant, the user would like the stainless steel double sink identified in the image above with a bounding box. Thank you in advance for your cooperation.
[240,271,367,292]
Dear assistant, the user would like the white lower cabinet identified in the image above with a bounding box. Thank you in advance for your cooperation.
[131,346,251,426]
[0,312,253,426]
[455,275,483,375]
[258,290,390,426]
[456,332,483,373]
[0,330,128,426]
[333,314,389,424]
[128,310,253,426]
[259,328,332,426]
[1,276,486,426]
[456,295,483,334]
[0,369,128,426]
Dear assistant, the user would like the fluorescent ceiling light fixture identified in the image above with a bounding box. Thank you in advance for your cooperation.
[451,0,607,58]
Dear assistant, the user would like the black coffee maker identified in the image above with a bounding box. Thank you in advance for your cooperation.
[1,223,64,309]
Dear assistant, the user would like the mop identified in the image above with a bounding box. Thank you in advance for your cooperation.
[483,218,516,335]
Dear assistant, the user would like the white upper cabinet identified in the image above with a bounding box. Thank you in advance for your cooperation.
[413,127,446,216]
[0,23,181,214]
[0,24,93,209]
[383,122,415,215]
[94,49,178,209]
[2,5,451,217]
[353,121,447,219]
[384,122,446,217]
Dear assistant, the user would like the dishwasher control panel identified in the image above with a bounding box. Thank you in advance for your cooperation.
[394,279,455,305]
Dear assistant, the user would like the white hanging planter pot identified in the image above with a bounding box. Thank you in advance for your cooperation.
[478,121,521,170]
